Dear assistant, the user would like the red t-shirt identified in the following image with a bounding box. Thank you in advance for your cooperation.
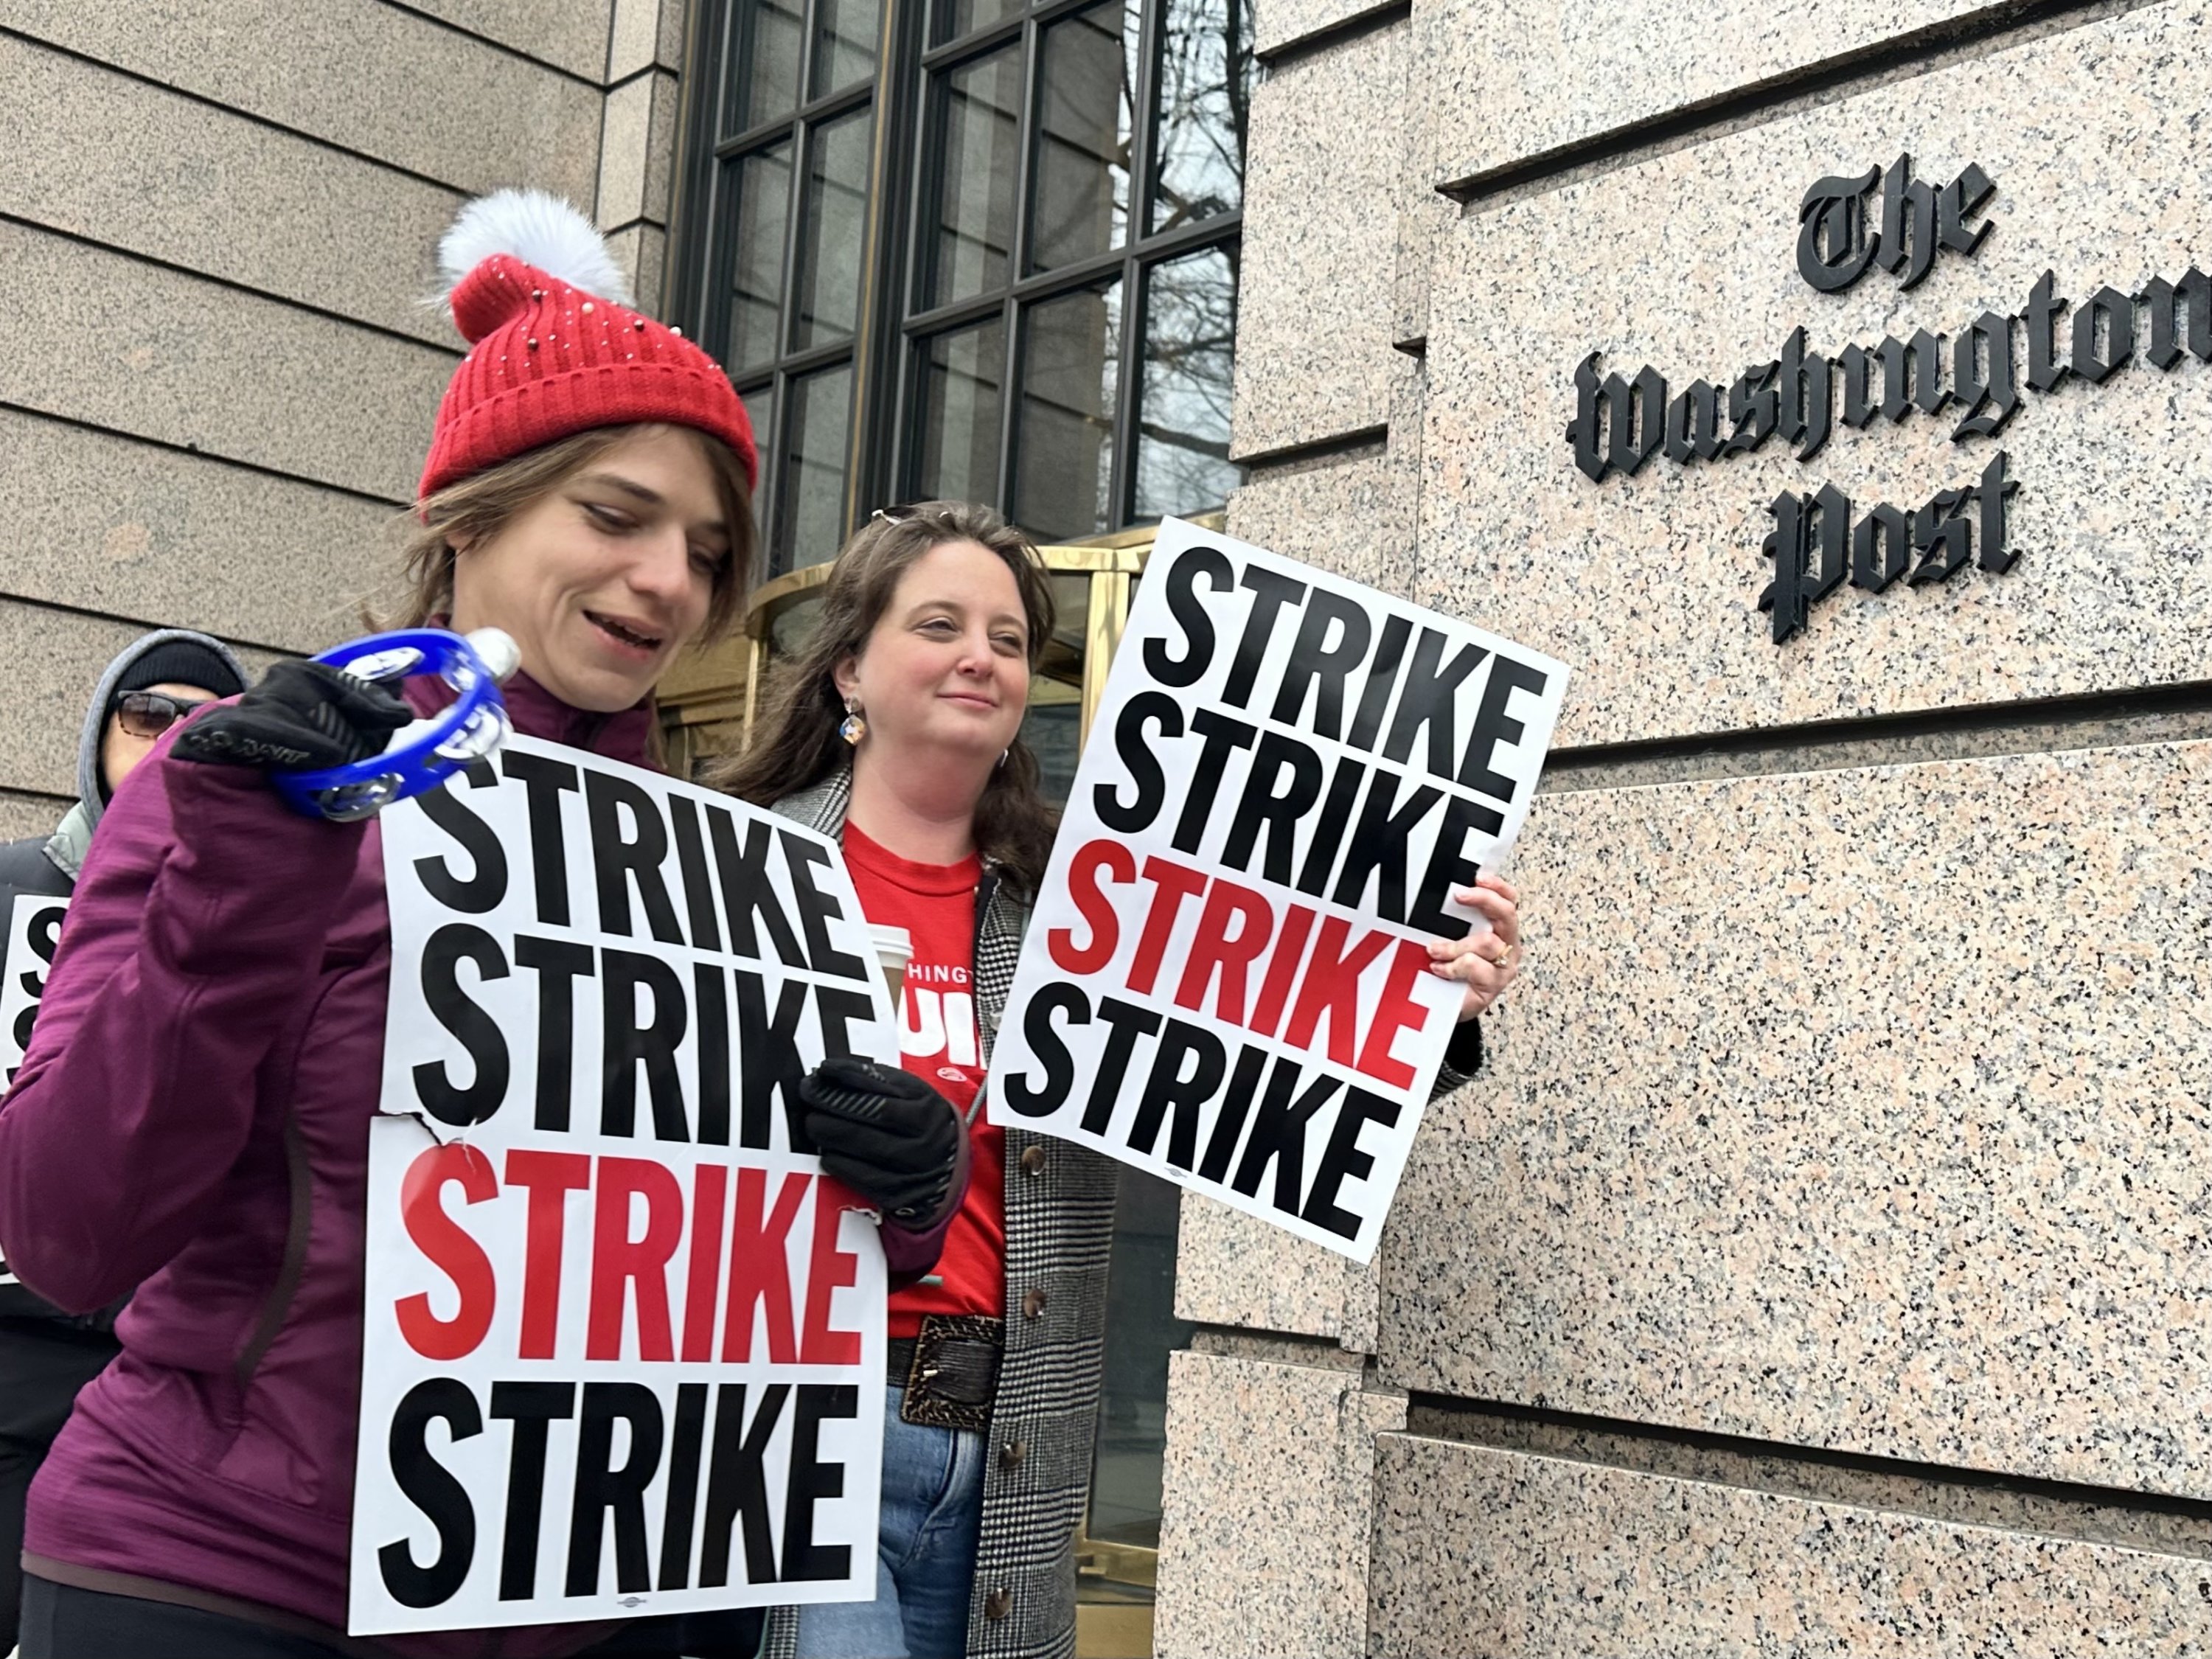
[842,824,1006,1338]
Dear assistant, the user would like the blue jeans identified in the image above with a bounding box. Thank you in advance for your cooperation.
[793,1385,984,1659]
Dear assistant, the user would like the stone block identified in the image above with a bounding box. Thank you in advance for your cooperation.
[1231,21,1405,458]
[0,791,68,846]
[408,0,614,80]
[1153,1352,1405,1659]
[1428,0,2005,190]
[1225,431,1416,598]
[0,35,459,347]
[2,0,605,201]
[1418,1,2212,748]
[605,223,671,318]
[0,410,394,654]
[1174,1192,1367,1343]
[1381,738,2212,1499]
[597,69,681,230]
[1,221,451,504]
[1252,0,1398,59]
[1371,1436,2212,1657]
[608,0,686,80]
[1388,0,1453,350]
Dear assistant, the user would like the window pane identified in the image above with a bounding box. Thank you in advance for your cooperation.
[925,48,1023,307]
[811,0,879,97]
[1019,700,1082,806]
[726,143,795,376]
[931,0,1020,48]
[768,589,822,658]
[915,318,1007,504]
[776,364,853,571]
[1088,1170,1196,1547]
[1132,245,1241,520]
[1015,278,1121,540]
[1150,0,1251,233]
[737,379,775,540]
[792,109,874,352]
[1030,0,1136,272]
[729,0,806,132]
[1042,571,1090,686]
[1018,573,1090,805]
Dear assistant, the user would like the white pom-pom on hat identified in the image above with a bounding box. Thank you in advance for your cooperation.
[437,188,633,307]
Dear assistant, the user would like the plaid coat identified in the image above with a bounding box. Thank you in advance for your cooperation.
[765,771,1119,1659]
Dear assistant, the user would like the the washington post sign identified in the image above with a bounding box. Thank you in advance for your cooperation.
[349,736,889,1634]
[991,520,1570,1263]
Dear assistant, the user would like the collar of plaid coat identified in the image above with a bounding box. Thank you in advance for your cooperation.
[770,766,1027,1069]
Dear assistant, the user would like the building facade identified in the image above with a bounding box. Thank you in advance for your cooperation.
[7,0,2212,1654]
[1151,0,2212,1654]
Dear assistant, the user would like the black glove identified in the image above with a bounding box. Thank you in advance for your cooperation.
[174,658,412,773]
[798,1055,964,1223]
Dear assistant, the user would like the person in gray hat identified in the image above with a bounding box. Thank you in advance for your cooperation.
[0,626,246,1650]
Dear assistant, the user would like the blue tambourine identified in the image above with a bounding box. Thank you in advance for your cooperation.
[271,627,519,821]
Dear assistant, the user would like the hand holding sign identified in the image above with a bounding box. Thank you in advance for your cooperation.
[798,1056,965,1223]
[1425,871,1523,1019]
[990,520,1570,1263]
[352,736,894,1635]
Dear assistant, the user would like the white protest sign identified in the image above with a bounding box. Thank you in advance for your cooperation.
[350,735,893,1635]
[990,518,1571,1263]
[0,891,69,1282]
[0,892,69,1093]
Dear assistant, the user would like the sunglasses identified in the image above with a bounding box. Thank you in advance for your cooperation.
[114,690,215,740]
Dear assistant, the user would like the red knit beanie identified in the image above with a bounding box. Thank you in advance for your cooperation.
[418,190,757,501]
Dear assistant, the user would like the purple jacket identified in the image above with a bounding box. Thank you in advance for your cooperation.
[0,672,953,1656]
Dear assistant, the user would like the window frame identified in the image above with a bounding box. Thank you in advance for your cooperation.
[671,0,1247,574]
[671,0,906,570]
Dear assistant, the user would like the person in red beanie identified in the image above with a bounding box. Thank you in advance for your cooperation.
[0,190,967,1659]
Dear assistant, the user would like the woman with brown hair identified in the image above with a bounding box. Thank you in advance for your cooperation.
[0,193,961,1659]
[720,502,1525,1659]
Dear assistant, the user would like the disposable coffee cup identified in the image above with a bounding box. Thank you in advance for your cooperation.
[869,925,913,1009]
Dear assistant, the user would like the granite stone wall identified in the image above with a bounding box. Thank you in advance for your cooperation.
[0,0,686,836]
[1157,1,2212,1652]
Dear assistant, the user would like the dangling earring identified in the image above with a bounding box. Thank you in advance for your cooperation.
[839,698,866,746]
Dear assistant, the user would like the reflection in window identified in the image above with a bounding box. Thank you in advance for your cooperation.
[738,380,776,504]
[1133,245,1239,521]
[1018,703,1082,803]
[1151,0,1251,232]
[1020,574,1090,804]
[1088,1172,1197,1547]
[768,588,822,659]
[917,320,1008,504]
[928,49,1023,308]
[793,109,874,349]
[1016,279,1121,540]
[810,0,878,96]
[888,0,1245,532]
[730,0,805,131]
[703,0,887,572]
[931,0,1021,46]
[1031,0,1137,272]
[778,365,854,568]
[728,142,793,375]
